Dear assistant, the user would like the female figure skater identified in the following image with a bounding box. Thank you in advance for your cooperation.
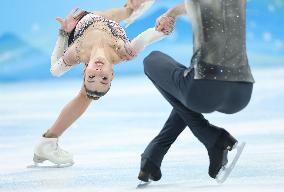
[31,0,167,167]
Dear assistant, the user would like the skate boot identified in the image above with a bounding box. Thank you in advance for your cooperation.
[138,157,162,182]
[207,130,245,183]
[28,137,74,168]
[137,157,161,188]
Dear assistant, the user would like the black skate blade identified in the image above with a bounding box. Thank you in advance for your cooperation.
[136,181,151,189]
[27,162,74,169]
[216,142,246,184]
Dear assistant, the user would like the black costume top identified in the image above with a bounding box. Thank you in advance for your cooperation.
[185,0,254,83]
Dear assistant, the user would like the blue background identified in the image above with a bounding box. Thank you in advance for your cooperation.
[1,2,284,190]
[0,0,283,81]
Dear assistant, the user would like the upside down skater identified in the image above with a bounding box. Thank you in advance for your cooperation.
[31,0,167,167]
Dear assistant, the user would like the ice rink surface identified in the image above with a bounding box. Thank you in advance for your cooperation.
[0,68,284,192]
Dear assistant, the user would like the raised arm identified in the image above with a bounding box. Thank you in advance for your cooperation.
[50,30,74,77]
[130,3,186,51]
[130,28,166,53]
[164,3,187,18]
[129,2,184,54]
[155,3,186,35]
[51,8,86,77]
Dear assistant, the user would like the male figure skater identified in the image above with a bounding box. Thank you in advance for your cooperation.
[138,0,254,184]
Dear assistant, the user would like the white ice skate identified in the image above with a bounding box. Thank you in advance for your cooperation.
[215,142,246,184]
[27,137,74,168]
[125,0,155,27]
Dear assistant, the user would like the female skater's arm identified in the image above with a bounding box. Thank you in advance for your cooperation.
[126,4,184,54]
[50,30,73,77]
[116,26,169,60]
[51,8,85,77]
[128,16,176,54]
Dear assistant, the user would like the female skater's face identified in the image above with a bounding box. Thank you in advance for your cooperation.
[84,48,114,96]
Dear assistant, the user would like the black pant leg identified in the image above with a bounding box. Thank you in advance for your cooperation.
[141,51,223,171]
[143,51,187,99]
[144,51,222,149]
[142,109,187,168]
[151,81,222,149]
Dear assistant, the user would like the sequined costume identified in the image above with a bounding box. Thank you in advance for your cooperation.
[50,12,130,77]
[185,0,254,83]
[71,13,129,45]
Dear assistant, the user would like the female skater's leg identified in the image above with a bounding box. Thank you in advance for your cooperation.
[33,89,92,166]
[92,0,144,23]
[46,90,92,137]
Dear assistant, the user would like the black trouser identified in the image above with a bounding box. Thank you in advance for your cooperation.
[141,51,253,170]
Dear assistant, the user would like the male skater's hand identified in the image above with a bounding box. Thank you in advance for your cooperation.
[155,14,176,35]
[56,8,86,33]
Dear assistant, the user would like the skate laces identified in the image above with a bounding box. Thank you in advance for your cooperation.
[54,142,70,157]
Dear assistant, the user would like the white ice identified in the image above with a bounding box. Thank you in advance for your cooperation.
[0,68,284,192]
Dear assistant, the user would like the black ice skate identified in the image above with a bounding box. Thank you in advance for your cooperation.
[208,131,245,184]
[137,158,161,188]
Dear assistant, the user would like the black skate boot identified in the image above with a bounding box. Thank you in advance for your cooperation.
[138,157,162,182]
[207,130,237,179]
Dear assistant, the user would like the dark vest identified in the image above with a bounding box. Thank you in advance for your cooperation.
[185,0,254,83]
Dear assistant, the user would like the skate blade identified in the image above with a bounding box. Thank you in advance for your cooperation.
[136,181,151,189]
[216,142,246,184]
[125,0,155,28]
[27,162,74,169]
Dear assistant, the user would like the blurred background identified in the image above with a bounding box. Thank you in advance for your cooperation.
[0,1,284,192]
[0,0,283,81]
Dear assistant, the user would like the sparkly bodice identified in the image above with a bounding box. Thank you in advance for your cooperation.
[66,13,131,64]
[185,0,254,83]
[72,13,129,45]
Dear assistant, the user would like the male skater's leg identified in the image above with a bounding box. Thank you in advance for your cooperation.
[141,80,238,180]
[143,51,224,149]
[140,51,237,180]
[139,109,187,181]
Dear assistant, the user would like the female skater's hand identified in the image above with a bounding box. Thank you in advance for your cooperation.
[124,42,138,60]
[114,42,138,61]
[56,8,86,33]
[155,14,176,35]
